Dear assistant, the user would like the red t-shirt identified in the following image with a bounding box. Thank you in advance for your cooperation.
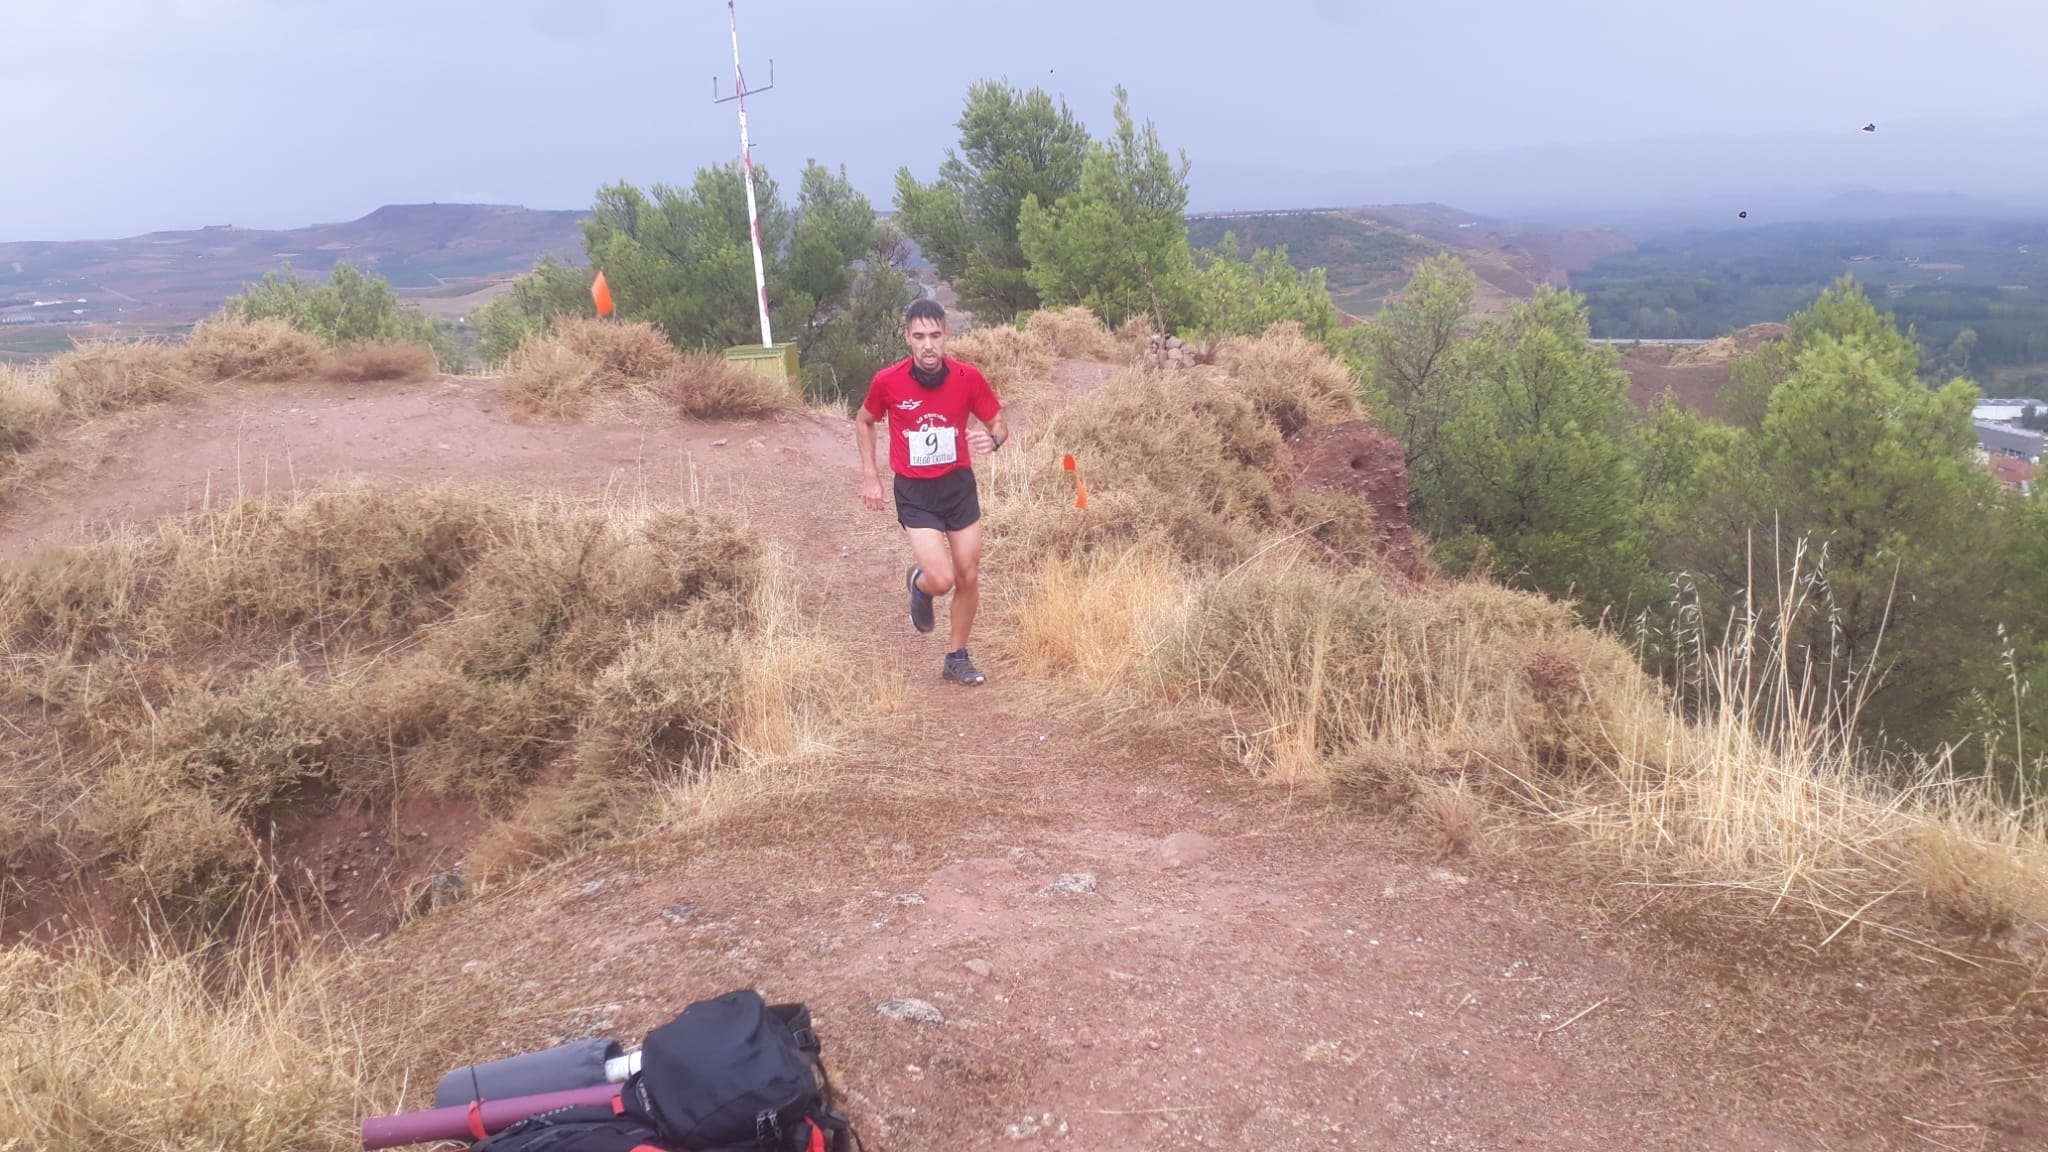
[861,357,1002,480]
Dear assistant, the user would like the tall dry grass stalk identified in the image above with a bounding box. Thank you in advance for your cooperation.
[0,929,482,1152]
[0,360,62,450]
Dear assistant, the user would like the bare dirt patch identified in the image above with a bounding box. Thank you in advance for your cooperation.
[1619,324,1788,419]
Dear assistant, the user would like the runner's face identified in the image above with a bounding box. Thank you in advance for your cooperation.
[906,317,947,371]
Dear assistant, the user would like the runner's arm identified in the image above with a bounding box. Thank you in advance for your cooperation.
[855,406,886,511]
[969,409,1010,455]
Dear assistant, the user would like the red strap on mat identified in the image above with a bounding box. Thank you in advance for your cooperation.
[467,1100,487,1142]
[806,1119,826,1152]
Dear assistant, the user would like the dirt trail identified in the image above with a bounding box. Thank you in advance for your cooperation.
[7,369,2044,1151]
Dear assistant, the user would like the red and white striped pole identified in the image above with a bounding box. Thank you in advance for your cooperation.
[726,0,773,348]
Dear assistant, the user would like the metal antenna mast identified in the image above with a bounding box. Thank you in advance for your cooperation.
[714,1,776,348]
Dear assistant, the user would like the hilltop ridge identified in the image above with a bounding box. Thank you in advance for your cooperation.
[0,203,586,342]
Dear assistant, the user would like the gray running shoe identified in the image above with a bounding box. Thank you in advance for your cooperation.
[907,565,935,634]
[943,649,986,686]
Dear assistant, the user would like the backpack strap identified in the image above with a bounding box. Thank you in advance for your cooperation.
[767,1003,819,1055]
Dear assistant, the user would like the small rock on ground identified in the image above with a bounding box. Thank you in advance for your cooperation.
[877,998,946,1025]
[964,958,993,977]
[1038,873,1097,897]
[660,903,699,924]
[1153,831,1220,870]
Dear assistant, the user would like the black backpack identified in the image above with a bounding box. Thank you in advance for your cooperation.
[471,1101,670,1152]
[623,991,854,1152]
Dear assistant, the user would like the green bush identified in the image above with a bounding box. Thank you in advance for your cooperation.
[221,262,464,370]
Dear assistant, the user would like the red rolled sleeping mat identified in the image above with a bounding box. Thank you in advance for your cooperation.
[360,1083,623,1150]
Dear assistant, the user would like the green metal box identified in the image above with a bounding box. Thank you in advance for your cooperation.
[722,342,802,395]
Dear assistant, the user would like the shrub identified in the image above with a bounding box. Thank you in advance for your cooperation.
[184,317,327,382]
[577,614,739,776]
[1003,367,1290,567]
[221,260,460,368]
[0,362,61,450]
[1025,306,1120,360]
[551,316,682,380]
[950,324,1054,392]
[499,318,682,420]
[0,483,799,915]
[1213,321,1363,437]
[46,341,193,413]
[665,352,794,419]
[322,341,439,384]
[502,337,606,419]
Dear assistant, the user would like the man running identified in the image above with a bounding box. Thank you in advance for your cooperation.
[857,298,1009,685]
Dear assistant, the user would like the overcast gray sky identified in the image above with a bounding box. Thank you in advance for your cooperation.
[4,0,2043,240]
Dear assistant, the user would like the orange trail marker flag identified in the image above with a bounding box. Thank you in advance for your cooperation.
[591,271,615,317]
[1075,481,1088,510]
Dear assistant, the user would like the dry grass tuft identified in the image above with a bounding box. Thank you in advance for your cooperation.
[0,481,865,914]
[0,930,503,1152]
[1413,774,1486,856]
[664,351,795,419]
[578,614,739,777]
[184,317,327,383]
[47,340,195,413]
[1025,306,1121,361]
[0,361,62,450]
[1007,544,1191,691]
[1213,321,1364,437]
[501,336,606,418]
[951,324,1055,392]
[322,340,439,384]
[993,367,1291,569]
[501,318,688,419]
[551,316,682,380]
[1912,814,2048,935]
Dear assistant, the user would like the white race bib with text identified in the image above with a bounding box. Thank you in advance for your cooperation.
[906,425,958,468]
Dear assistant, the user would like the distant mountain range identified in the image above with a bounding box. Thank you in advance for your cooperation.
[1192,113,2048,234]
[0,204,587,331]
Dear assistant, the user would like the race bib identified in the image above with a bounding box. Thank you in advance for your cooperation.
[906,425,958,468]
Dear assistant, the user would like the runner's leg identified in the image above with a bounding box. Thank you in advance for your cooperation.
[906,527,955,597]
[946,520,983,653]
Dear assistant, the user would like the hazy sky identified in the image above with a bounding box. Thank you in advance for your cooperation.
[4,0,2043,240]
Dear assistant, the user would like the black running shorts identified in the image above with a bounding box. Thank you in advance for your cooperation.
[894,467,981,533]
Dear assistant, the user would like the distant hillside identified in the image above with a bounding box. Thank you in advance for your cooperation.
[1188,204,1632,318]
[1571,215,2048,387]
[1188,213,1427,314]
[0,204,587,341]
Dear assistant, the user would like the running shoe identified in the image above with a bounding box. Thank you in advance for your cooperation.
[943,649,986,686]
[907,565,935,634]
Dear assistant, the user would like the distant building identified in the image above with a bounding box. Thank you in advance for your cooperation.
[1991,455,2038,496]
[1978,421,2043,461]
[1973,398,2048,425]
